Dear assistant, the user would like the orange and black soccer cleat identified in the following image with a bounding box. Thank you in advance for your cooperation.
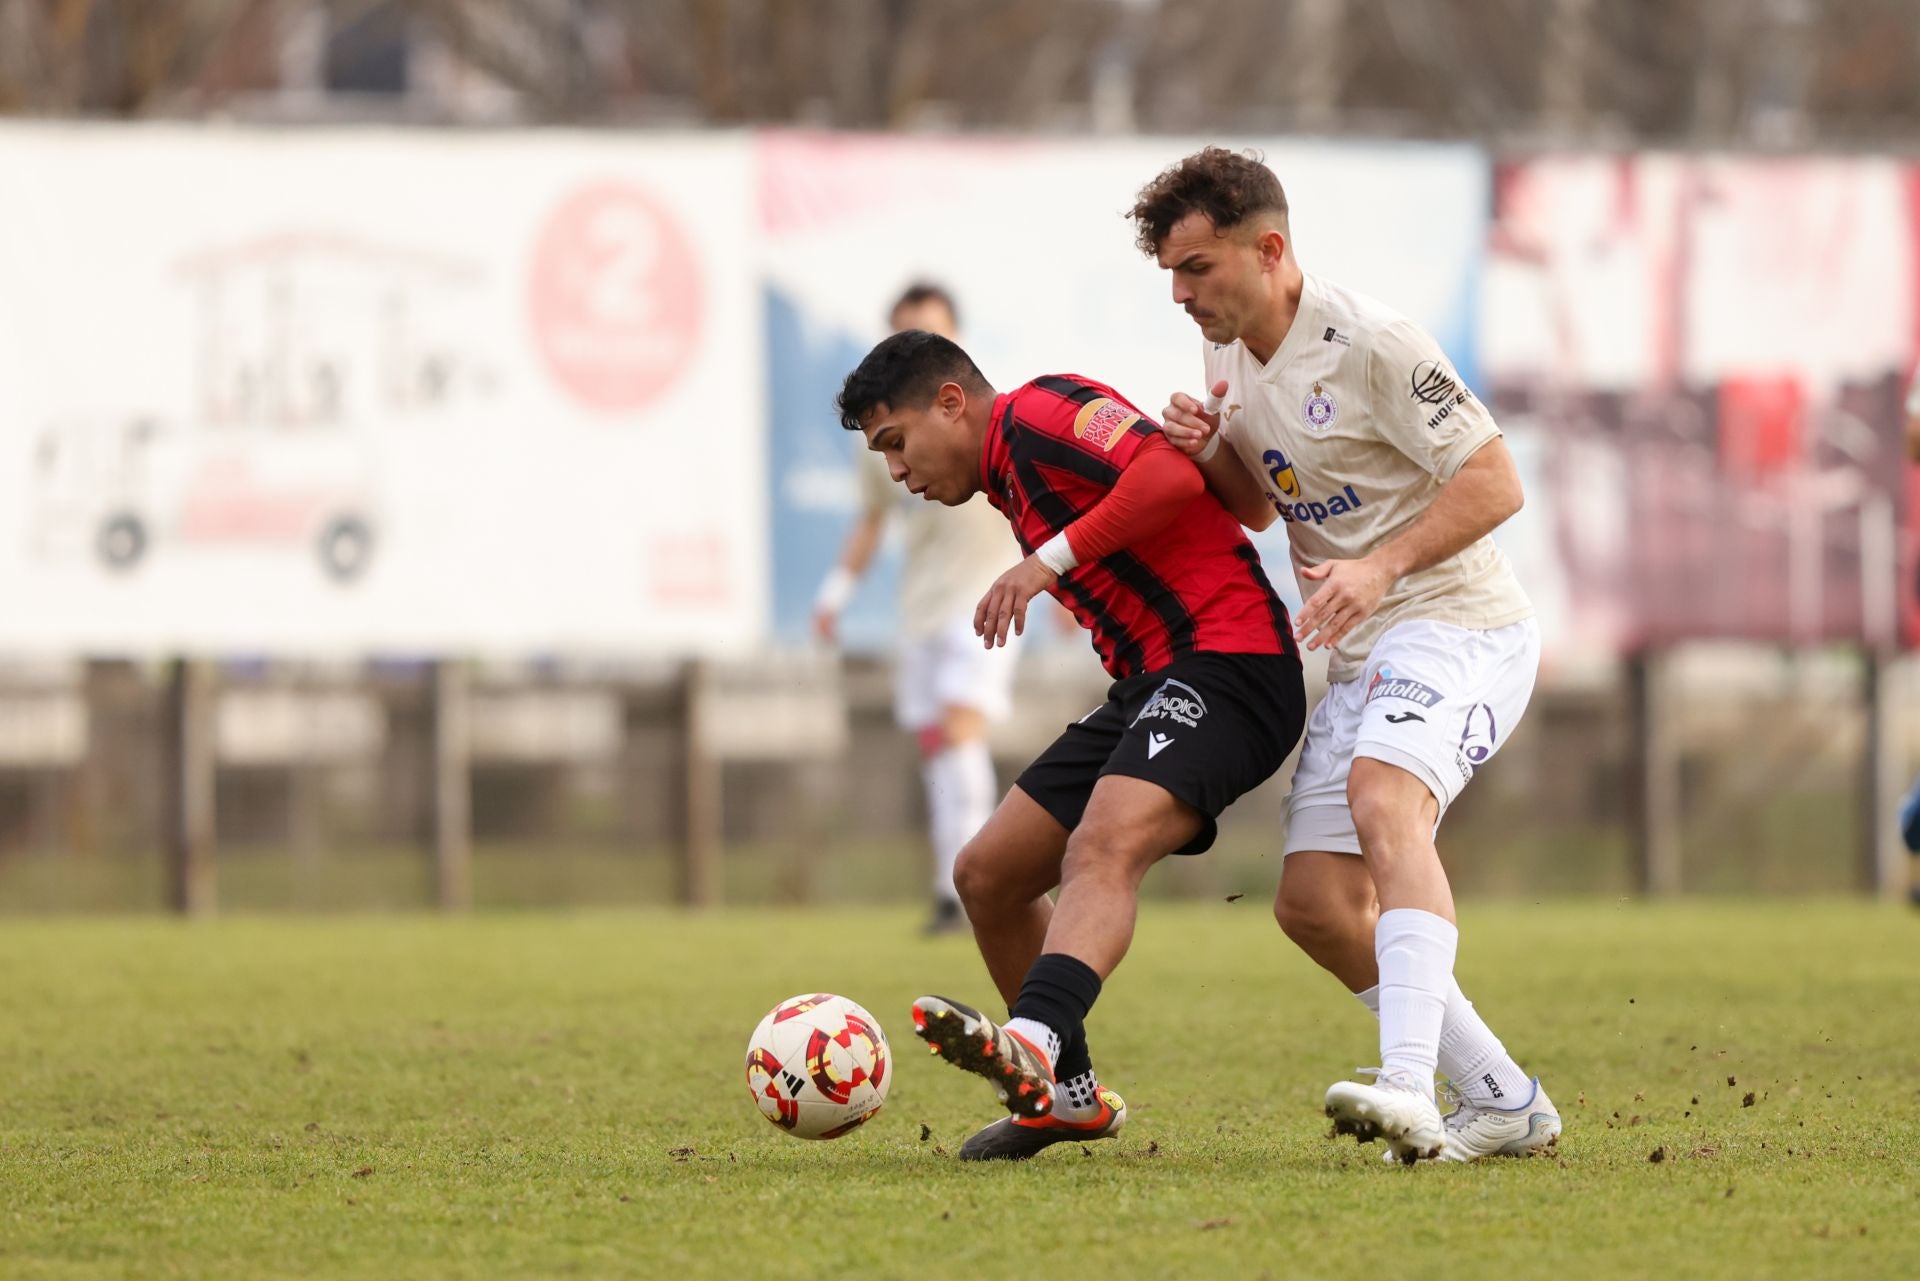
[958,1085,1128,1161]
[910,994,1055,1119]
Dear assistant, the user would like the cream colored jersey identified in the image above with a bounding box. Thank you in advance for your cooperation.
[859,448,1013,639]
[1205,273,1533,682]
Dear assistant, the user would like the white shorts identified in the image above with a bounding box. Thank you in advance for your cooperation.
[1283,617,1540,856]
[894,612,1021,732]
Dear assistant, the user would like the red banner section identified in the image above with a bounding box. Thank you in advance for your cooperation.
[1486,155,1919,652]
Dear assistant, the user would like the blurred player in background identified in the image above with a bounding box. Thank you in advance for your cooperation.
[837,331,1304,1160]
[1136,147,1558,1164]
[814,285,1019,935]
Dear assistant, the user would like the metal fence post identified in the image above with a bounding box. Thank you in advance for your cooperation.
[163,658,217,916]
[679,658,721,908]
[431,659,473,911]
[1627,650,1682,895]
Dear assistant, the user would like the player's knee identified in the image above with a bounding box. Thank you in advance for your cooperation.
[1273,879,1364,954]
[940,704,986,746]
[1272,888,1317,945]
[950,839,995,909]
[1059,818,1148,886]
[1346,762,1427,854]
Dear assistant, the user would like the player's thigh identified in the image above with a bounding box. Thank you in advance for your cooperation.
[1345,756,1440,848]
[1283,679,1366,857]
[1005,691,1129,871]
[1349,618,1539,816]
[1451,618,1541,774]
[1069,773,1206,878]
[1104,652,1306,858]
[954,785,1071,905]
[892,631,942,735]
[930,613,1019,733]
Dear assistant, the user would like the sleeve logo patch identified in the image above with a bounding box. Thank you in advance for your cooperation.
[1410,359,1473,430]
[1073,397,1139,452]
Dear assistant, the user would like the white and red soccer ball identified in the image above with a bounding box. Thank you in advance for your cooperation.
[744,993,890,1140]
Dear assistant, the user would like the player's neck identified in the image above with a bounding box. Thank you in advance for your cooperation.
[1239,266,1305,366]
[960,389,997,495]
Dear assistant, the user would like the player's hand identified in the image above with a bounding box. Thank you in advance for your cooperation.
[974,555,1056,649]
[1161,380,1228,457]
[1295,555,1396,652]
[811,605,839,646]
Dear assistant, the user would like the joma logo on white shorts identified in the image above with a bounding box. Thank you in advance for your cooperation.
[1134,679,1208,729]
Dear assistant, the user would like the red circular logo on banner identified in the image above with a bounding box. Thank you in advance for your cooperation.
[527,182,703,414]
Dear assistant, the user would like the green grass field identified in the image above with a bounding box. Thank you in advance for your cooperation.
[1,900,1916,1280]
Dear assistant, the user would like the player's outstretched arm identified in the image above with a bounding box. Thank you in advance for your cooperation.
[1366,436,1524,582]
[812,506,888,644]
[1163,382,1273,531]
[973,435,1206,648]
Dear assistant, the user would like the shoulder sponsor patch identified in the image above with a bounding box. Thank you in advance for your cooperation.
[1410,359,1473,430]
[1073,397,1140,452]
[1409,360,1460,404]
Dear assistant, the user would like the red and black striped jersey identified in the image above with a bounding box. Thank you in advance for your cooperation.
[980,374,1298,680]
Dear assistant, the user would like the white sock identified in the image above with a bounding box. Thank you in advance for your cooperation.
[923,740,996,901]
[1053,1067,1103,1121]
[1437,981,1533,1107]
[1002,1016,1061,1071]
[1358,979,1531,1107]
[1375,908,1458,1101]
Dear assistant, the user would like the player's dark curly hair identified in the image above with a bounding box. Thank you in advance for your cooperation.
[1128,146,1289,257]
[836,330,988,432]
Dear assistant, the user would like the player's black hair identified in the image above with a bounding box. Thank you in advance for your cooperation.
[1129,146,1289,257]
[889,280,960,330]
[836,330,988,432]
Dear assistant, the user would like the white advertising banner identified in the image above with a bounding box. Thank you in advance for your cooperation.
[0,125,764,657]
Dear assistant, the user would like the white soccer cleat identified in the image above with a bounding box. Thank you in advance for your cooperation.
[1325,1070,1446,1165]
[1434,1078,1561,1162]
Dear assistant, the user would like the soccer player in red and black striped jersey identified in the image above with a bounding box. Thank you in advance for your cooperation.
[837,330,1305,1160]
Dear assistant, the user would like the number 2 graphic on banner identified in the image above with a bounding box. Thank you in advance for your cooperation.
[528,182,704,414]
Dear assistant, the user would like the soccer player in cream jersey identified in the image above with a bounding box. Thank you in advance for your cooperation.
[1132,147,1562,1164]
[814,285,1020,935]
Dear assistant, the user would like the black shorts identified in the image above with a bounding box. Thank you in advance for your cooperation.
[1015,651,1306,856]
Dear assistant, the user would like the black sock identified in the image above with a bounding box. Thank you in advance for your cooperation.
[1009,952,1103,1059]
[1053,1028,1094,1083]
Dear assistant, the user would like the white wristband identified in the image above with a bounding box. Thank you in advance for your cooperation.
[814,565,856,614]
[1035,530,1079,576]
[1196,386,1227,461]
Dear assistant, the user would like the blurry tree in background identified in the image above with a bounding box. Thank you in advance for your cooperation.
[1,0,1918,146]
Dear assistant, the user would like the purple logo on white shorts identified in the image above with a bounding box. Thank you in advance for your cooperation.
[1460,702,1497,765]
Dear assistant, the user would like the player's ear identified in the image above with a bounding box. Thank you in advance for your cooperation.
[936,381,967,419]
[1255,227,1287,272]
